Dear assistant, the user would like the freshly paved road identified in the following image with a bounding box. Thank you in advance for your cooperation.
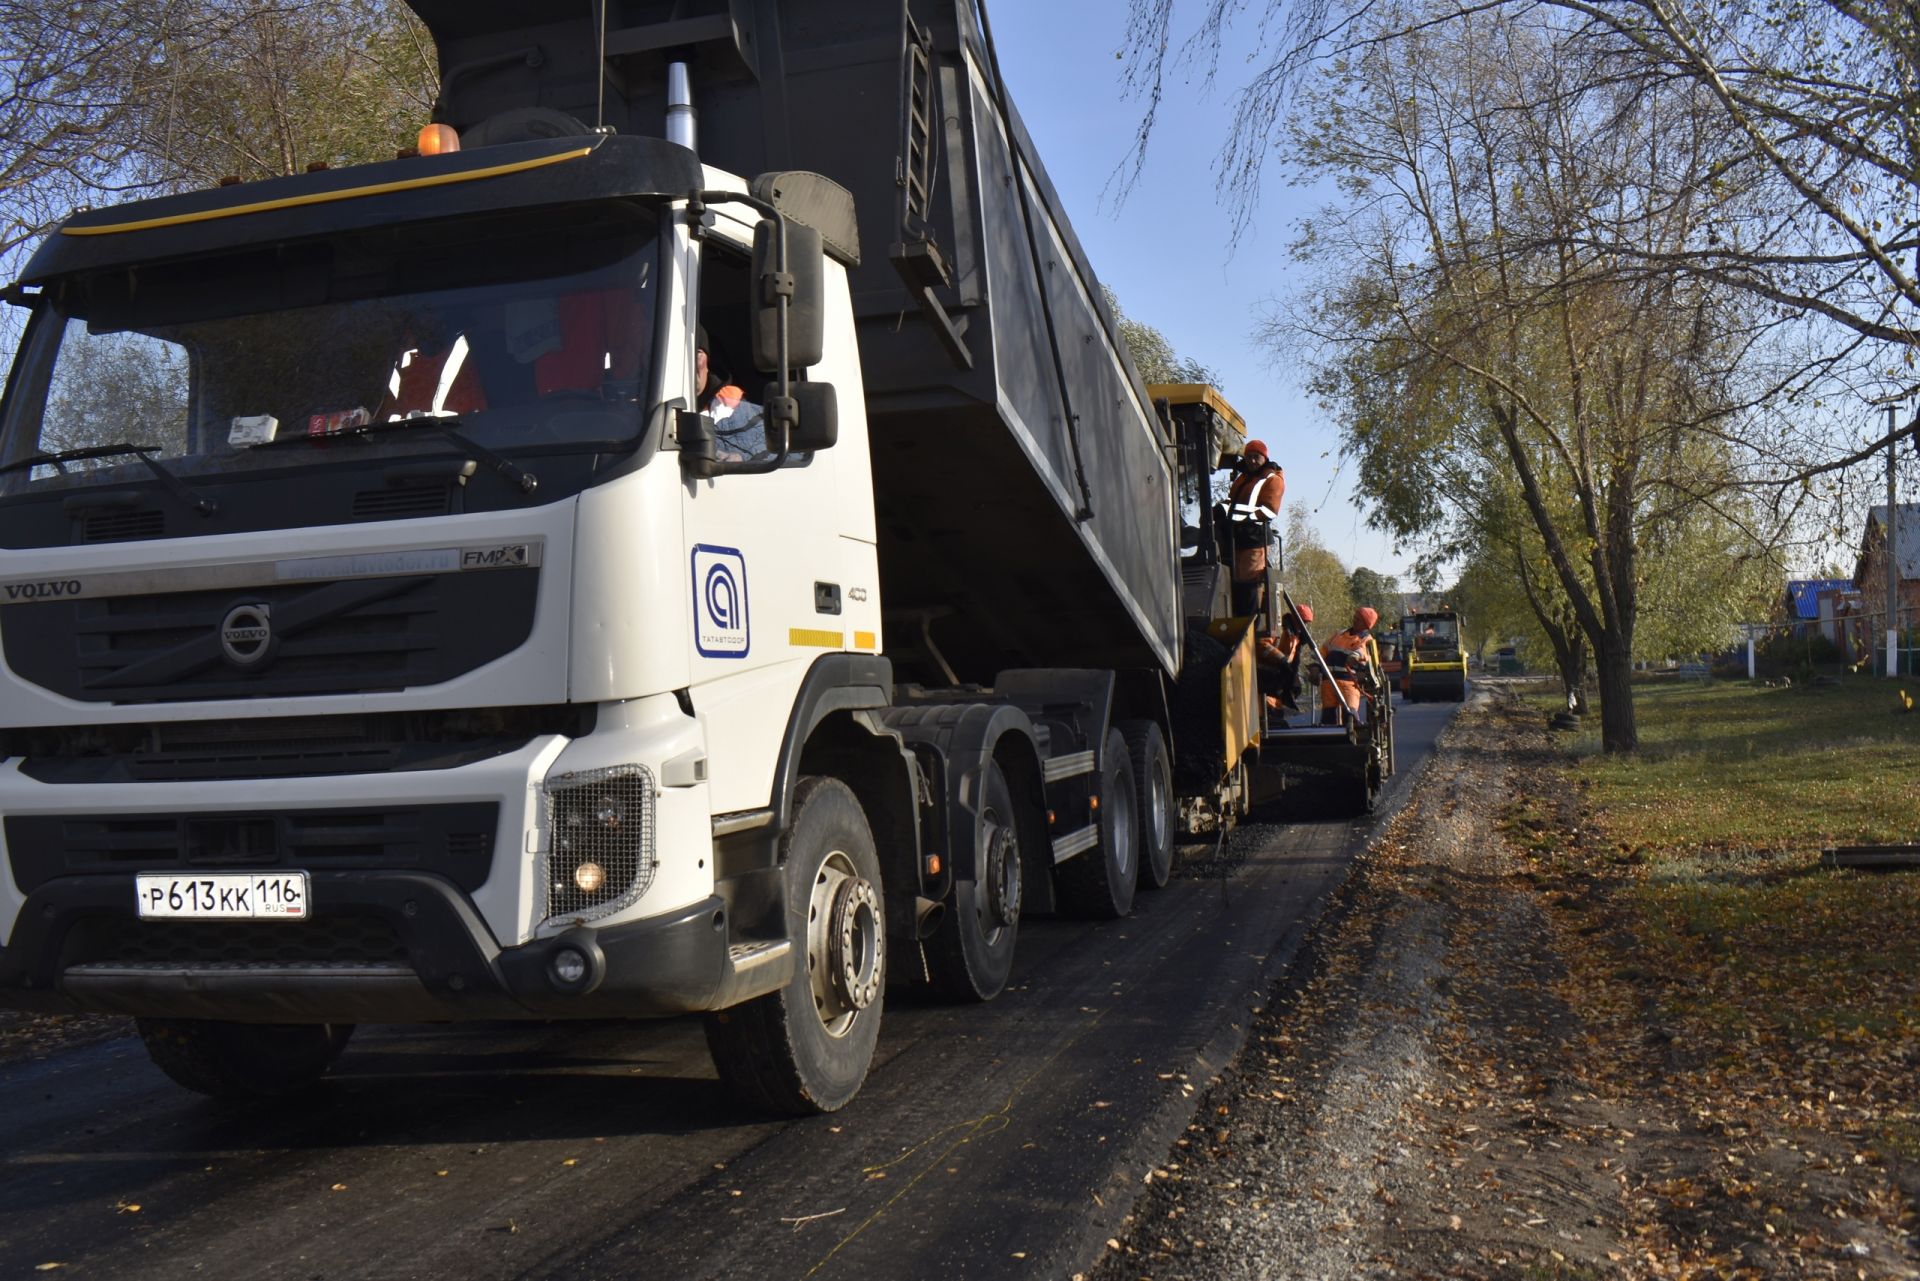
[0,700,1460,1281]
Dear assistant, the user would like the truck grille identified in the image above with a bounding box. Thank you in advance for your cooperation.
[5,803,499,895]
[7,705,593,784]
[81,509,166,544]
[0,568,538,703]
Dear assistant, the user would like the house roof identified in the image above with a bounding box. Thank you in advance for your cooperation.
[1856,504,1920,585]
[1785,578,1852,620]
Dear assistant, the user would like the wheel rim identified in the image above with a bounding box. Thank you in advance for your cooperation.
[1111,769,1135,879]
[980,808,1021,939]
[806,850,882,1038]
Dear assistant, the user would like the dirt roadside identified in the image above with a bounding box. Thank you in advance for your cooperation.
[1089,693,1919,1281]
[0,1009,125,1064]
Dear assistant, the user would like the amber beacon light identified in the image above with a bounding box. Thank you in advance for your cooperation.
[417,123,461,157]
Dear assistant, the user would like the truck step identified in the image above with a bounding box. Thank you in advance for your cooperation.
[1050,824,1099,863]
[1041,749,1097,783]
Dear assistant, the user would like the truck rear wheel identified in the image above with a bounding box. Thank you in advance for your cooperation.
[1123,720,1174,890]
[1055,729,1139,919]
[925,760,1022,1002]
[704,776,884,1114]
[135,1019,354,1098]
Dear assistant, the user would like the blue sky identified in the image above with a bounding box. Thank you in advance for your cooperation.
[990,0,1412,582]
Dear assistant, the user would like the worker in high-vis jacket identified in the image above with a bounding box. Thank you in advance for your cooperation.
[1257,602,1313,719]
[1224,439,1286,617]
[1319,606,1379,725]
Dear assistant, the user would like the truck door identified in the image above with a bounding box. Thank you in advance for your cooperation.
[679,216,872,816]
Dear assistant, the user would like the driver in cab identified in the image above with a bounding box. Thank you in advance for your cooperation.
[696,325,771,463]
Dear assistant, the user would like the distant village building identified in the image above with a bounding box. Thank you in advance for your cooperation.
[1852,503,1920,653]
[1779,578,1853,643]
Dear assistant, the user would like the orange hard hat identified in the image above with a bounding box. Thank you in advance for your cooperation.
[1296,603,1314,623]
[1353,606,1379,631]
[1243,439,1268,460]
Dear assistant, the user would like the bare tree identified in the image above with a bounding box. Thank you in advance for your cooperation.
[0,1,182,262]
[1287,4,1784,750]
[132,0,436,189]
[0,1,435,357]
[0,1,433,262]
[1125,0,1920,449]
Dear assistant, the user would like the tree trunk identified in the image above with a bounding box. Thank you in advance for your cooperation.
[1594,636,1637,752]
[1553,630,1589,715]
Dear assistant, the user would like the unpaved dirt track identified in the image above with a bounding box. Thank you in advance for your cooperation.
[0,701,1459,1281]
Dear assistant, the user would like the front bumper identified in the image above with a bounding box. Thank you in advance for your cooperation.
[0,870,787,1023]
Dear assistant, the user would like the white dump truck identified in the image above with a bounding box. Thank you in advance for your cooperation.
[0,0,1387,1113]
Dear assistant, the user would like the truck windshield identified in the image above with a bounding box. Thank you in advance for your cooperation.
[0,214,659,500]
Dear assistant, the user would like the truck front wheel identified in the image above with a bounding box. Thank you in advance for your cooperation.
[704,776,884,1114]
[135,1019,354,1098]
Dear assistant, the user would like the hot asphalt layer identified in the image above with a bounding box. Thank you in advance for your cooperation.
[0,699,1459,1281]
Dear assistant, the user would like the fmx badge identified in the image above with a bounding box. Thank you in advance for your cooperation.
[692,544,750,658]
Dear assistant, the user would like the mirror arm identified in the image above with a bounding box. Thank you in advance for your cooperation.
[683,187,797,478]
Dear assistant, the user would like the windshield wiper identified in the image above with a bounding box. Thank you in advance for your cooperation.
[0,442,217,516]
[406,417,539,495]
[289,415,539,495]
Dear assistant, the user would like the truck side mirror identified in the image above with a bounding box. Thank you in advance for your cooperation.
[762,380,837,452]
[751,219,825,373]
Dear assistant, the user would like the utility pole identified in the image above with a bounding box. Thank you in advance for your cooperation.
[1886,401,1901,677]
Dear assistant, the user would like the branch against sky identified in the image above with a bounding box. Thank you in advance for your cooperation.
[0,2,434,265]
[0,1,436,354]
[1123,0,1920,407]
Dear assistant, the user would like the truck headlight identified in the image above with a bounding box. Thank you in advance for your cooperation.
[542,765,656,922]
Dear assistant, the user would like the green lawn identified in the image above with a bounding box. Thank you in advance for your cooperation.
[1574,678,1920,852]
[1562,678,1920,1061]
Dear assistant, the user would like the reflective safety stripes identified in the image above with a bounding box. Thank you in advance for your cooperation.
[788,628,843,648]
[432,335,471,418]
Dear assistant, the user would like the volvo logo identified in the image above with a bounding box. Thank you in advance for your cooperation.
[219,602,273,668]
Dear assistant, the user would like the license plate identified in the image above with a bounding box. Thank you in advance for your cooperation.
[135,872,309,920]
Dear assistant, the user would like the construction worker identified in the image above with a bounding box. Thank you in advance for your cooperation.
[378,314,487,420]
[1225,440,1286,618]
[1258,602,1313,719]
[1319,606,1379,725]
[695,325,769,461]
[512,284,650,398]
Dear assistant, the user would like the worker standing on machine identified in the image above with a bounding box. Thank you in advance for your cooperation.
[1320,606,1379,725]
[1225,440,1286,618]
[1257,603,1313,720]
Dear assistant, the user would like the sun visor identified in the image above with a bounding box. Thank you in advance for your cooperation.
[749,171,861,268]
[22,135,704,286]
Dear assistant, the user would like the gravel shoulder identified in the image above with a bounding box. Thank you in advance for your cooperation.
[0,1010,126,1065]
[1091,692,1920,1281]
